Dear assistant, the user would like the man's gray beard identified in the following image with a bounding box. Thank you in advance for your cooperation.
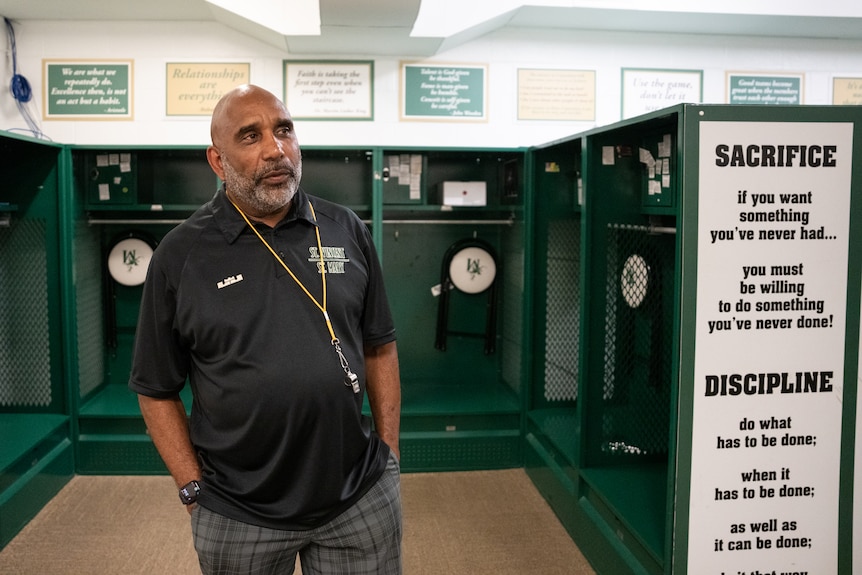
[223,157,302,215]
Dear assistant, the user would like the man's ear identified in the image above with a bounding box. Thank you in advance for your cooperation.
[206,146,226,180]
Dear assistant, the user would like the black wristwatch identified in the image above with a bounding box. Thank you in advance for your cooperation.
[179,480,201,505]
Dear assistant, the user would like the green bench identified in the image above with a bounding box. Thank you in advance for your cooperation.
[0,414,74,548]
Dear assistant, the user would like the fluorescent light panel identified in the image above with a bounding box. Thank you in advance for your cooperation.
[411,0,862,37]
[205,0,321,35]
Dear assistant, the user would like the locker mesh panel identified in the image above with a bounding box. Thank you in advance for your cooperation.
[544,219,580,401]
[501,221,524,394]
[76,221,105,398]
[600,225,671,456]
[0,219,52,406]
[77,441,165,474]
[401,436,520,470]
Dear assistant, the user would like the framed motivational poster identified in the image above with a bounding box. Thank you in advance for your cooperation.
[401,62,487,122]
[43,59,133,120]
[621,68,702,119]
[284,60,374,120]
[166,62,250,116]
[726,72,804,105]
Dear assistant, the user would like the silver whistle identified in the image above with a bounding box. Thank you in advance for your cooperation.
[344,371,360,394]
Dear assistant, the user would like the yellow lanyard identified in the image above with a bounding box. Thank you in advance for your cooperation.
[229,197,360,392]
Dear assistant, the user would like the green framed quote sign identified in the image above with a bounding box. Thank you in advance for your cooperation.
[43,59,133,120]
[727,72,804,105]
[401,62,487,121]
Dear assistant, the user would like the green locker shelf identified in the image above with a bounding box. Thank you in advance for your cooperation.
[77,384,194,474]
[0,431,73,548]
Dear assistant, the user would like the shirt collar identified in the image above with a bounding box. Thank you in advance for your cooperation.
[212,183,317,244]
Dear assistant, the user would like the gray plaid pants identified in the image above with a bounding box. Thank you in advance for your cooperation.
[191,452,402,575]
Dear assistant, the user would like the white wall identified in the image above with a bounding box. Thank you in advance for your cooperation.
[2,19,861,148]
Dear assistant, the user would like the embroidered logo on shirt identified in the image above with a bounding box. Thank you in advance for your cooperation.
[308,246,349,274]
[217,274,244,289]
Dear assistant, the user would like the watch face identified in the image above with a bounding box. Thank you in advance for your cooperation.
[179,481,200,504]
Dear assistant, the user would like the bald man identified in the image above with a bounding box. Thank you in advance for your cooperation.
[131,85,402,574]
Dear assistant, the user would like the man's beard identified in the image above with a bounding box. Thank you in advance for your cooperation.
[223,155,302,215]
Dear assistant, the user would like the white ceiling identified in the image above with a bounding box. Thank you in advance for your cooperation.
[1,0,861,57]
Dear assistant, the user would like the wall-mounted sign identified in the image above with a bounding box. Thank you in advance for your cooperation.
[283,60,374,120]
[621,68,702,119]
[687,119,853,575]
[43,59,133,120]
[166,62,250,116]
[517,68,595,122]
[401,62,487,122]
[832,76,862,106]
[727,72,804,105]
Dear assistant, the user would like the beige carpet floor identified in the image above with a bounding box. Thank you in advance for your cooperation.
[0,469,595,574]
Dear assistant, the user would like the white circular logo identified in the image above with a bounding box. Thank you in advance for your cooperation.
[449,246,496,294]
[620,254,649,308]
[107,237,153,286]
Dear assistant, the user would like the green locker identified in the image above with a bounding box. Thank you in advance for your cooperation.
[11,104,859,573]
[0,132,74,549]
[67,143,527,475]
[525,104,862,575]
[379,147,527,471]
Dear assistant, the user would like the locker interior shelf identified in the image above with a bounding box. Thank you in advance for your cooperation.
[579,463,668,564]
[0,415,70,485]
[527,408,580,465]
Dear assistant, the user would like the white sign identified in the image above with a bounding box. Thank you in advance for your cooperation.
[688,121,854,574]
[856,272,862,570]
[621,68,702,119]
[283,60,373,120]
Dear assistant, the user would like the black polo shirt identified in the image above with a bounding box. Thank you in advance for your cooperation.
[129,185,395,530]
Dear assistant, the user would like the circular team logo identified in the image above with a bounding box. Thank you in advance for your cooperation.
[449,246,496,294]
[107,237,153,286]
[620,254,650,308]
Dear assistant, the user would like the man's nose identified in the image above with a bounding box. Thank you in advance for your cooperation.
[262,132,285,159]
